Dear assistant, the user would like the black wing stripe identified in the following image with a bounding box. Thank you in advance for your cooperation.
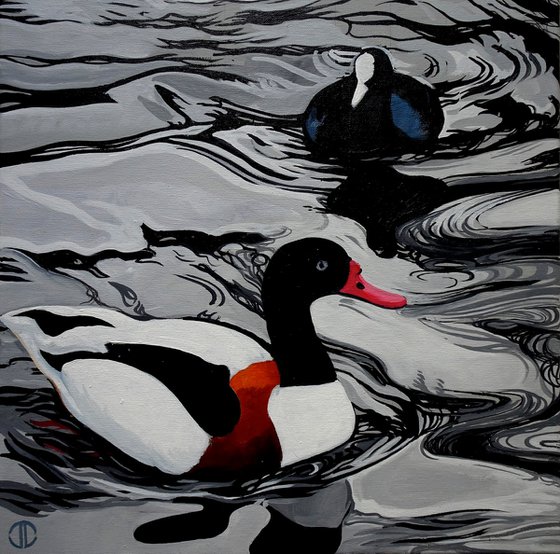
[39,343,240,437]
[18,310,114,337]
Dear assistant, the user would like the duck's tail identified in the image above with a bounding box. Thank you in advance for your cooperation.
[1,305,123,388]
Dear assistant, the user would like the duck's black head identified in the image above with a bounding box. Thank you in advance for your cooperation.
[262,238,351,307]
[262,238,407,310]
[352,47,394,85]
[262,238,407,386]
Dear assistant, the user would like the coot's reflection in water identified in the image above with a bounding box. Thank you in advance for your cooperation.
[326,164,449,257]
[326,162,559,259]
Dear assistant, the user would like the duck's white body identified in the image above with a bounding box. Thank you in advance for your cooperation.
[1,305,356,475]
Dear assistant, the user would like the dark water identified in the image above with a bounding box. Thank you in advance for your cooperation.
[0,1,559,552]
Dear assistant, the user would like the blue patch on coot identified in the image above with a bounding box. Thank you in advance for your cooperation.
[390,93,426,140]
[305,106,325,141]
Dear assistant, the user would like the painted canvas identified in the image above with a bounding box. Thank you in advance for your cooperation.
[0,1,558,552]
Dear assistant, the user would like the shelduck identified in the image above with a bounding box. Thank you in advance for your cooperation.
[1,238,407,477]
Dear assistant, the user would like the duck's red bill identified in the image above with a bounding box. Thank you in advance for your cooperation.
[340,260,407,309]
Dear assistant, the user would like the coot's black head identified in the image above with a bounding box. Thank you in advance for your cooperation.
[262,238,351,307]
[353,47,394,84]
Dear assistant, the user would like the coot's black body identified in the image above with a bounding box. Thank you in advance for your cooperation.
[302,48,444,159]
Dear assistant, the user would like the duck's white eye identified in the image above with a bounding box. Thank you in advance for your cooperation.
[316,260,329,271]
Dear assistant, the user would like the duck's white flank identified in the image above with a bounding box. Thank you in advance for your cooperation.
[268,380,355,467]
[61,359,210,474]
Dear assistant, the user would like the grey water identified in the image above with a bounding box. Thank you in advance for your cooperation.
[0,0,559,552]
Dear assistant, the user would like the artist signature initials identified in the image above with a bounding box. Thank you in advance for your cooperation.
[8,521,37,549]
